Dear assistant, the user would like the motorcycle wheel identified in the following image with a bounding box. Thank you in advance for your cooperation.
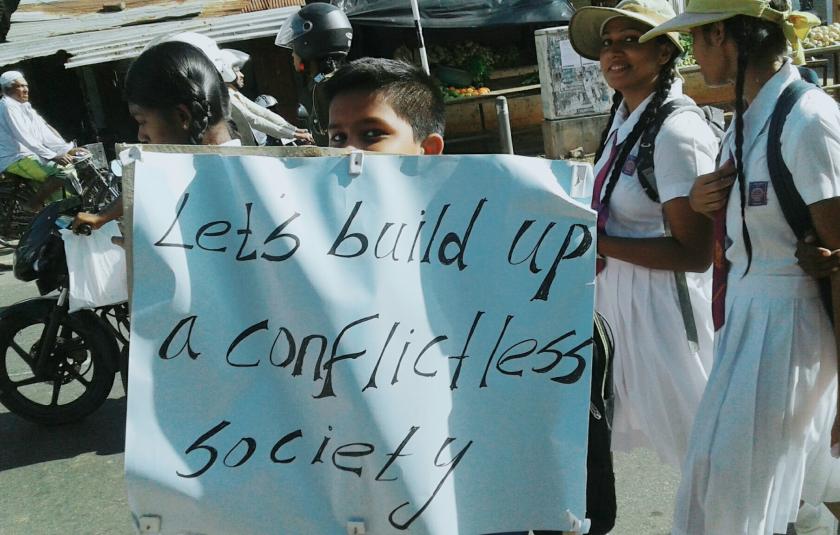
[0,178,36,244]
[0,309,117,425]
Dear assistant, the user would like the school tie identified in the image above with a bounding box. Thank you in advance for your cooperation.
[711,158,733,331]
[592,132,619,275]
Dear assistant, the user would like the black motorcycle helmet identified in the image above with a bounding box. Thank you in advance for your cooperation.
[274,3,353,62]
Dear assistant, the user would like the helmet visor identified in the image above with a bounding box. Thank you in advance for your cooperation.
[275,11,313,48]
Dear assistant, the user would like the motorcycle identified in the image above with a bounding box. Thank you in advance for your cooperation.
[0,145,115,249]
[0,154,128,425]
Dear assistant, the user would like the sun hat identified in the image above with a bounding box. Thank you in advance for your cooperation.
[639,0,820,65]
[569,0,683,61]
[0,70,24,88]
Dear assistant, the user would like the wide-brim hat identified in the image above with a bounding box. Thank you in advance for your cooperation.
[638,0,821,64]
[640,11,735,40]
[570,0,683,61]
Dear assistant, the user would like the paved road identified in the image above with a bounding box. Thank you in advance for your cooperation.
[0,244,682,535]
[0,245,132,535]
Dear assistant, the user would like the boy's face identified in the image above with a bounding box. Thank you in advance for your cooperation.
[327,90,443,155]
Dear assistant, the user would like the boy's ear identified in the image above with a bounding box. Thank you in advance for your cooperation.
[420,133,445,155]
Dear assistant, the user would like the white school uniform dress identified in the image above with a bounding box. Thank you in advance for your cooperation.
[594,79,718,468]
[673,60,840,535]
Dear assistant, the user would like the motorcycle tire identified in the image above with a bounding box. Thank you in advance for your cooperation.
[0,179,36,243]
[0,309,117,425]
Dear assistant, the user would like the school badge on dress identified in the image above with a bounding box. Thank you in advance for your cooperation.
[748,181,769,206]
[622,154,638,176]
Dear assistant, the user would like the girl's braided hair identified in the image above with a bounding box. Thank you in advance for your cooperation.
[125,40,230,144]
[597,36,680,211]
[703,0,789,274]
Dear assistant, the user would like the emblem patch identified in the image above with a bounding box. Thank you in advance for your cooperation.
[622,154,638,175]
[748,181,769,206]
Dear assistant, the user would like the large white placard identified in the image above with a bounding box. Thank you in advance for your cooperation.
[126,150,596,534]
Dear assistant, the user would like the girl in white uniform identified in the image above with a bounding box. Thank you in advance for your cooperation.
[569,0,718,469]
[643,1,840,533]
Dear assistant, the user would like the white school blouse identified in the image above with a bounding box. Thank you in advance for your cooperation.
[595,78,719,239]
[721,60,840,279]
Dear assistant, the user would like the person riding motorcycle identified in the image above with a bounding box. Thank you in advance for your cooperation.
[274,3,353,145]
[220,48,313,146]
[0,70,82,208]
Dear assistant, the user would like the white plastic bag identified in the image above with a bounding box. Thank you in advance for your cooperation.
[60,220,128,312]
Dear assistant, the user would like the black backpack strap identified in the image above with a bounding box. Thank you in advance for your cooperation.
[767,78,834,323]
[797,65,821,86]
[767,80,816,239]
[636,97,700,203]
[633,97,707,348]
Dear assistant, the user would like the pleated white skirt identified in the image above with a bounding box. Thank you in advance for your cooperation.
[673,275,838,535]
[595,258,713,469]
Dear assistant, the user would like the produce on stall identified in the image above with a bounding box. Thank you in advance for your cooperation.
[803,22,840,48]
[395,40,526,100]
[679,35,696,66]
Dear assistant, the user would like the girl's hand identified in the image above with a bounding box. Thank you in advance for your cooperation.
[72,212,106,232]
[294,129,314,144]
[689,160,736,217]
[796,230,840,279]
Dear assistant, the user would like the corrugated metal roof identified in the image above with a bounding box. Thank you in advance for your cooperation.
[0,4,301,68]
[12,1,203,34]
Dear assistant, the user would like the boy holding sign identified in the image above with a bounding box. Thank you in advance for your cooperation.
[322,58,609,535]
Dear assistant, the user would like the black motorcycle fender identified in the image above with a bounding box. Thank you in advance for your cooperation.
[0,298,120,374]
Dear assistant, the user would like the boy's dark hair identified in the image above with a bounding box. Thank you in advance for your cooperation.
[321,57,446,140]
[125,41,230,144]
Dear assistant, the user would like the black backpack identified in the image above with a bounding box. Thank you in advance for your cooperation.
[585,312,616,535]
[635,99,726,204]
[534,315,615,535]
[624,98,725,350]
[766,77,835,324]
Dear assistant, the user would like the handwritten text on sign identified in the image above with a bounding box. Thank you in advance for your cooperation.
[125,151,596,535]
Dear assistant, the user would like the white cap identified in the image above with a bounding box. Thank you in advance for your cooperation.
[0,70,24,88]
[220,48,250,69]
[145,32,237,83]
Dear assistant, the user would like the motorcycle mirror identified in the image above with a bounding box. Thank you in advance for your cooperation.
[110,159,123,178]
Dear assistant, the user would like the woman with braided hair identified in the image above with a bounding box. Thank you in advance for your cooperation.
[569,0,719,470]
[643,1,840,532]
[123,40,235,146]
[73,40,238,230]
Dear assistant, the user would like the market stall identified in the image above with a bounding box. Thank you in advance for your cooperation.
[804,22,840,93]
[340,0,574,153]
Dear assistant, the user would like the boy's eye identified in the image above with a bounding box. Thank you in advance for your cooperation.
[329,132,347,146]
[624,35,639,43]
[363,129,386,140]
